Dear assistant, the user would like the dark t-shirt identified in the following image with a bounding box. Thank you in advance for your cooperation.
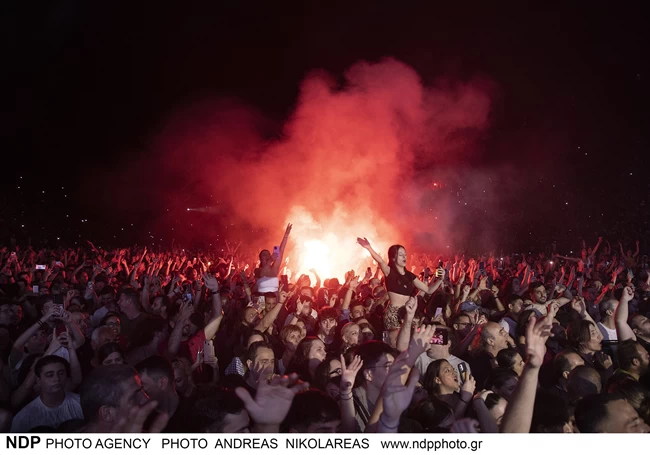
[385,265,417,296]
[467,350,495,390]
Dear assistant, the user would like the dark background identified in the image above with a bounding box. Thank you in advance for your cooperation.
[2,1,648,252]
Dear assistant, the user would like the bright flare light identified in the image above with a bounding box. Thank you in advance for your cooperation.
[301,240,333,278]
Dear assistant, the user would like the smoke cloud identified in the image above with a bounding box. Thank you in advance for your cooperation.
[105,58,495,279]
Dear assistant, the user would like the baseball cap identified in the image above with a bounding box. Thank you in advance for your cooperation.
[459,301,480,313]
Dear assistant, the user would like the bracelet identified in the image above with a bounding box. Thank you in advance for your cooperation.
[339,392,353,400]
[379,414,400,430]
[37,320,44,327]
[459,397,470,404]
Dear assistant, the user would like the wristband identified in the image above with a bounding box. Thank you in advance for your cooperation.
[37,320,44,327]
[379,414,399,430]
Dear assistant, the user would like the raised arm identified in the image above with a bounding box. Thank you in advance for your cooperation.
[501,309,554,433]
[357,238,389,277]
[272,224,292,275]
[396,298,416,352]
[202,274,223,340]
[615,286,636,341]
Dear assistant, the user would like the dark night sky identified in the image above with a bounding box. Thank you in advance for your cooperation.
[2,1,649,251]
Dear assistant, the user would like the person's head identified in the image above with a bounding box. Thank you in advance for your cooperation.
[575,393,650,433]
[97,342,125,366]
[354,341,398,391]
[358,322,376,343]
[259,249,272,267]
[171,358,194,397]
[529,281,547,304]
[70,310,90,337]
[472,322,509,355]
[629,313,650,339]
[553,349,586,384]
[241,306,260,327]
[130,316,168,349]
[414,397,455,431]
[91,325,117,352]
[340,323,360,348]
[313,356,343,396]
[608,377,650,425]
[190,388,249,432]
[496,348,525,376]
[424,326,452,359]
[617,339,650,376]
[490,369,519,401]
[484,392,508,427]
[117,288,140,314]
[507,296,524,317]
[35,355,70,396]
[317,307,339,338]
[151,295,171,318]
[0,301,12,325]
[350,302,366,321]
[280,325,303,353]
[283,389,341,433]
[25,326,48,354]
[423,359,459,396]
[567,320,602,354]
[451,312,472,338]
[263,292,278,312]
[135,356,176,401]
[246,341,275,384]
[387,244,407,268]
[288,337,326,381]
[458,301,480,323]
[599,299,619,321]
[246,330,267,348]
[567,365,602,402]
[80,365,150,427]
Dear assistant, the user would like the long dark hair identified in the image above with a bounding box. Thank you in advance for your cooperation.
[387,244,406,268]
[286,337,322,382]
[423,359,448,397]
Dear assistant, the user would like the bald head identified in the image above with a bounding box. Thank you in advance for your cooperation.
[568,365,602,402]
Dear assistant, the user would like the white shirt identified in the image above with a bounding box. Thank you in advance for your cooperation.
[597,322,618,342]
[11,392,83,432]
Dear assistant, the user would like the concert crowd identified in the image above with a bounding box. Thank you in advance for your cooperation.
[1,227,649,433]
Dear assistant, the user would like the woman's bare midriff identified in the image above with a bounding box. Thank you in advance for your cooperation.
[387,292,410,308]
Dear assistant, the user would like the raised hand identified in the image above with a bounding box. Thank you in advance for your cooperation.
[356,237,371,249]
[404,297,417,320]
[235,372,308,427]
[348,275,360,290]
[284,223,293,237]
[202,273,219,292]
[380,350,420,425]
[525,311,553,369]
[339,354,363,393]
[409,324,435,358]
[621,285,634,303]
[461,373,476,395]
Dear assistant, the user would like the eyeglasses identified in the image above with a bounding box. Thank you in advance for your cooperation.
[329,368,342,376]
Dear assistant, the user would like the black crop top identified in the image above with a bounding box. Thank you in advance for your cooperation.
[385,265,417,296]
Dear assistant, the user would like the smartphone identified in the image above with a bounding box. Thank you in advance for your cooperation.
[257,295,266,312]
[10,252,17,258]
[36,264,46,270]
[52,294,64,306]
[382,330,391,345]
[457,362,467,385]
[273,246,280,257]
[54,261,64,268]
[33,285,39,293]
[438,261,444,268]
[479,261,485,271]
[203,339,215,363]
[434,307,443,319]
[281,275,289,288]
[367,266,372,275]
[430,327,449,345]
[184,293,193,302]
